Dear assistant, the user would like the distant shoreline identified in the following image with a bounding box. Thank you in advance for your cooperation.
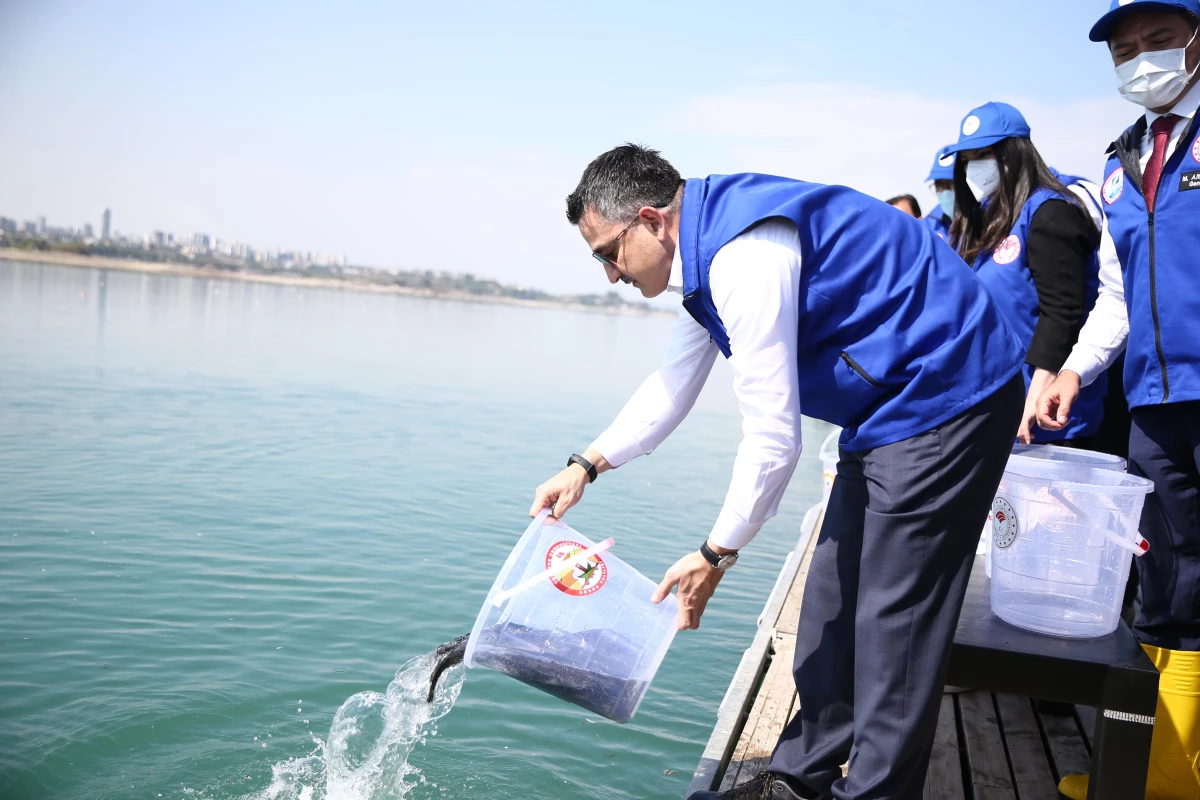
[0,249,674,318]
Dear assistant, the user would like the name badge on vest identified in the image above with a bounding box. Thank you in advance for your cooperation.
[1180,170,1200,191]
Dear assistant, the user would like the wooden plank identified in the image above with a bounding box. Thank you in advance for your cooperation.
[923,693,965,800]
[1075,705,1096,753]
[958,691,1016,800]
[774,509,820,636]
[995,694,1058,800]
[1038,705,1091,783]
[720,634,799,790]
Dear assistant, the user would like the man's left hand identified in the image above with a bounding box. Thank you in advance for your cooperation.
[652,549,725,631]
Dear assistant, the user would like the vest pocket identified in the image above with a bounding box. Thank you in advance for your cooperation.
[839,351,885,388]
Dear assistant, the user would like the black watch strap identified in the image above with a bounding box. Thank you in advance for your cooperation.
[567,454,597,483]
[699,539,738,570]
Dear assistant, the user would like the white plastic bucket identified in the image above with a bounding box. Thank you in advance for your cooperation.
[464,510,679,722]
[984,445,1128,577]
[819,427,841,505]
[989,459,1153,638]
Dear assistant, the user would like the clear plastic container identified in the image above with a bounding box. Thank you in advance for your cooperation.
[464,510,679,722]
[984,444,1128,578]
[819,427,841,505]
[989,458,1153,638]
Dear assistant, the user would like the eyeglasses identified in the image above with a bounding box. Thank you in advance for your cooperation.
[591,216,642,284]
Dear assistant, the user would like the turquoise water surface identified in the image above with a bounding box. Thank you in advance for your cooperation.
[0,261,827,800]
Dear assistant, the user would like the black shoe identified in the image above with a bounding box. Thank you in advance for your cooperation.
[688,771,810,800]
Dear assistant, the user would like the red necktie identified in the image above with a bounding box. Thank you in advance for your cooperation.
[1143,114,1179,213]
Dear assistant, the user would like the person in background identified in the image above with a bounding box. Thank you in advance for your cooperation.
[885,193,922,217]
[924,145,956,240]
[534,143,1024,800]
[1039,3,1200,797]
[944,102,1106,447]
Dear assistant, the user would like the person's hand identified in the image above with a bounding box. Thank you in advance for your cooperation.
[1037,370,1082,432]
[1018,368,1058,444]
[652,549,726,631]
[529,464,590,520]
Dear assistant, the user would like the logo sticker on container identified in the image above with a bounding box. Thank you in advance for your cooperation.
[546,540,608,597]
[991,496,1019,549]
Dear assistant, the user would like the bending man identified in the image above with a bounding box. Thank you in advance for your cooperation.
[531,144,1023,800]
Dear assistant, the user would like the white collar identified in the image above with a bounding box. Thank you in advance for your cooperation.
[667,239,683,295]
[1147,76,1200,126]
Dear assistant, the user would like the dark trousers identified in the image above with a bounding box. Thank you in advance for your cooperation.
[767,376,1023,800]
[1129,401,1200,651]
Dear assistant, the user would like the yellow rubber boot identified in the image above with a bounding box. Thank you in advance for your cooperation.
[1143,644,1200,800]
[1056,645,1200,800]
[1057,773,1088,800]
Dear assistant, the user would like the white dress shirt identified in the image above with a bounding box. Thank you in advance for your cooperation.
[1061,79,1200,386]
[590,219,804,550]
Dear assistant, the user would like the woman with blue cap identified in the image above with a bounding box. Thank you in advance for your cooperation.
[944,101,1107,446]
[923,145,956,240]
[1039,2,1200,798]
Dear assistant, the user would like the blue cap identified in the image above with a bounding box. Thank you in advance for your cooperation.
[926,145,956,182]
[944,102,1032,154]
[1089,0,1200,43]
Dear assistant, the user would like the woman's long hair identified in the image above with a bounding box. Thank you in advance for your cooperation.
[951,137,1098,264]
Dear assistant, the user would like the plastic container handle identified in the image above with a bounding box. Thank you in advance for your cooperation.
[1048,487,1149,557]
[491,513,615,606]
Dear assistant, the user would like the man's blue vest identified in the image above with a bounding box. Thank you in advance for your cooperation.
[1101,115,1200,408]
[923,210,951,241]
[678,174,1023,451]
[970,186,1107,441]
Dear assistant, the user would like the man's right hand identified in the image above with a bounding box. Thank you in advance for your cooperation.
[529,464,591,521]
[1036,370,1082,432]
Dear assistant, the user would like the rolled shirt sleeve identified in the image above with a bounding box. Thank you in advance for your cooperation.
[589,310,719,468]
[705,220,804,551]
[1060,213,1130,388]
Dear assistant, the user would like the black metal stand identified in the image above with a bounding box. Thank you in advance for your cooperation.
[947,562,1160,800]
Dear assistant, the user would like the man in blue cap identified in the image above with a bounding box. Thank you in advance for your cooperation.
[1038,3,1200,798]
[923,145,956,240]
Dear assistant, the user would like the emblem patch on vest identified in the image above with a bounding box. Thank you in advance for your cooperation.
[1180,170,1200,192]
[1192,133,1200,163]
[993,234,1022,265]
[1103,168,1124,205]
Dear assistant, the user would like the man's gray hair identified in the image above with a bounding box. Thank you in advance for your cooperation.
[566,143,683,225]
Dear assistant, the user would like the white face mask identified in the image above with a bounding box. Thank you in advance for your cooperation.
[937,189,955,218]
[1115,28,1199,109]
[966,159,1001,201]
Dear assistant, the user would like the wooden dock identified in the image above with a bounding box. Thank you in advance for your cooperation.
[686,503,1102,799]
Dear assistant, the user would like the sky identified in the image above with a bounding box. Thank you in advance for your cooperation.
[0,0,1138,295]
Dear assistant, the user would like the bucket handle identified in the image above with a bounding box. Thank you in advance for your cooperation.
[1048,487,1149,557]
[491,512,615,607]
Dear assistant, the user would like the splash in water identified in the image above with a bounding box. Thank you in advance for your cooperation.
[249,649,466,800]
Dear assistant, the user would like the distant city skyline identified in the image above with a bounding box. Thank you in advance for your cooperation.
[0,1,1132,294]
[1,207,349,271]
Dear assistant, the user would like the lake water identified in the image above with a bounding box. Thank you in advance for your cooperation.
[0,260,827,800]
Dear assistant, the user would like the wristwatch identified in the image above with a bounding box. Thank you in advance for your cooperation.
[699,539,739,571]
[567,453,597,483]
